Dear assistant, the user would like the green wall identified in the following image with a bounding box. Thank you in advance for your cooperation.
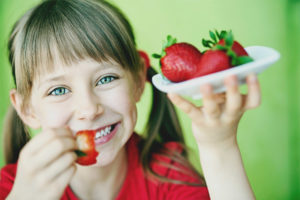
[1,0,299,199]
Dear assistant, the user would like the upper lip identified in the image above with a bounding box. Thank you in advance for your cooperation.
[94,123,116,132]
[74,122,118,134]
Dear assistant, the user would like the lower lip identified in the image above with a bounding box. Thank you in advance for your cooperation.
[94,123,120,146]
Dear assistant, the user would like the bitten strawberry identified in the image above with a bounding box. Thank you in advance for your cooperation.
[76,130,99,166]
[153,36,202,82]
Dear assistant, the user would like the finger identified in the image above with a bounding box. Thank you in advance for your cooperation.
[214,93,226,104]
[33,136,77,170]
[224,75,243,117]
[244,74,261,110]
[167,93,203,123]
[42,151,77,184]
[50,164,76,193]
[20,131,56,160]
[22,127,73,157]
[200,84,221,120]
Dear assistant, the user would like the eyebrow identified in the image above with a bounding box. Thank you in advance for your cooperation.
[37,62,122,89]
[37,74,67,90]
[45,75,65,82]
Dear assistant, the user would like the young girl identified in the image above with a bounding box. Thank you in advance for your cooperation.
[0,0,261,199]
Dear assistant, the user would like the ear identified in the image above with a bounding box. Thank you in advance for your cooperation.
[10,89,41,129]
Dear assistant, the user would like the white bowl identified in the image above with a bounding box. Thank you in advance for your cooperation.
[152,46,280,99]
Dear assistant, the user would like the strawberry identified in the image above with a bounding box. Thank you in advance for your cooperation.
[75,130,99,166]
[202,30,253,66]
[218,39,248,57]
[153,31,253,83]
[153,36,202,82]
[195,50,231,77]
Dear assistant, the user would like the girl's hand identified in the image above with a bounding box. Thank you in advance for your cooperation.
[7,127,77,200]
[168,74,261,149]
[168,74,260,200]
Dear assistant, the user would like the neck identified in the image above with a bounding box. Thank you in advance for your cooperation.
[70,147,128,200]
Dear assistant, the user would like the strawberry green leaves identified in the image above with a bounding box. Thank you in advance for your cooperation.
[152,35,177,59]
[75,150,87,157]
[208,30,254,66]
[233,56,254,66]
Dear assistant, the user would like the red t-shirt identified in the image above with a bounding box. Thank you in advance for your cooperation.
[0,133,210,200]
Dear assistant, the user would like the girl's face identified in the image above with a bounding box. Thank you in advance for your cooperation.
[26,59,144,166]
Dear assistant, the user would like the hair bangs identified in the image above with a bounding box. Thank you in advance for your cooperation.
[17,0,140,88]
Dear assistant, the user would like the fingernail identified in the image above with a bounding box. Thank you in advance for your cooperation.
[200,84,211,95]
[249,74,257,83]
[167,93,175,99]
[225,75,237,86]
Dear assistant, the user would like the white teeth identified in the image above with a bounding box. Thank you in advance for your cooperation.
[100,129,105,136]
[95,131,101,138]
[95,125,113,139]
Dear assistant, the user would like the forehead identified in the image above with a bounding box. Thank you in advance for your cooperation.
[35,58,125,80]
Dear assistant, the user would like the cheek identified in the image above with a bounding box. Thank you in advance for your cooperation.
[103,84,138,124]
[37,102,72,128]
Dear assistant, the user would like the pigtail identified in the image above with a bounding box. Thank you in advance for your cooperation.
[139,66,205,185]
[143,67,184,143]
[3,105,31,164]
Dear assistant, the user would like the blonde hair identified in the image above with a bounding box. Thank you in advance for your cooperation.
[9,0,141,107]
[4,0,204,186]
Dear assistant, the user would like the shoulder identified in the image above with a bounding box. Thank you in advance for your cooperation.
[151,142,210,199]
[151,141,202,184]
[0,163,17,199]
[128,133,203,184]
[126,133,210,199]
[0,163,17,183]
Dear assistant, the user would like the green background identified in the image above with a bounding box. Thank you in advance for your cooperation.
[1,0,300,199]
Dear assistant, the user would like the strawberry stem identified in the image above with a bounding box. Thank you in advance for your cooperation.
[234,56,254,66]
[202,39,214,48]
[152,53,161,59]
[213,44,227,51]
[209,30,217,43]
[152,35,178,81]
[75,150,87,157]
[224,30,234,47]
[153,35,177,60]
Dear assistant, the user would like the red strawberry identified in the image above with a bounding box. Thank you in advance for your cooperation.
[153,36,202,82]
[194,50,231,77]
[76,130,99,166]
[203,30,253,67]
[153,31,253,83]
[218,39,248,57]
[160,43,202,82]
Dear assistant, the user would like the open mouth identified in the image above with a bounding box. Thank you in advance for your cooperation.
[94,123,118,140]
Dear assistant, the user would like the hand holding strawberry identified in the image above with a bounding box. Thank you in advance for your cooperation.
[167,74,260,199]
[7,127,77,200]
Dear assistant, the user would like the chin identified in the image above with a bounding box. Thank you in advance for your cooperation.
[95,145,127,167]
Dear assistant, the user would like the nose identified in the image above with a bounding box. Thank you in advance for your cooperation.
[74,90,104,121]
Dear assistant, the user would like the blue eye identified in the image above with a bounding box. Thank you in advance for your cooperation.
[49,87,70,96]
[97,75,117,85]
